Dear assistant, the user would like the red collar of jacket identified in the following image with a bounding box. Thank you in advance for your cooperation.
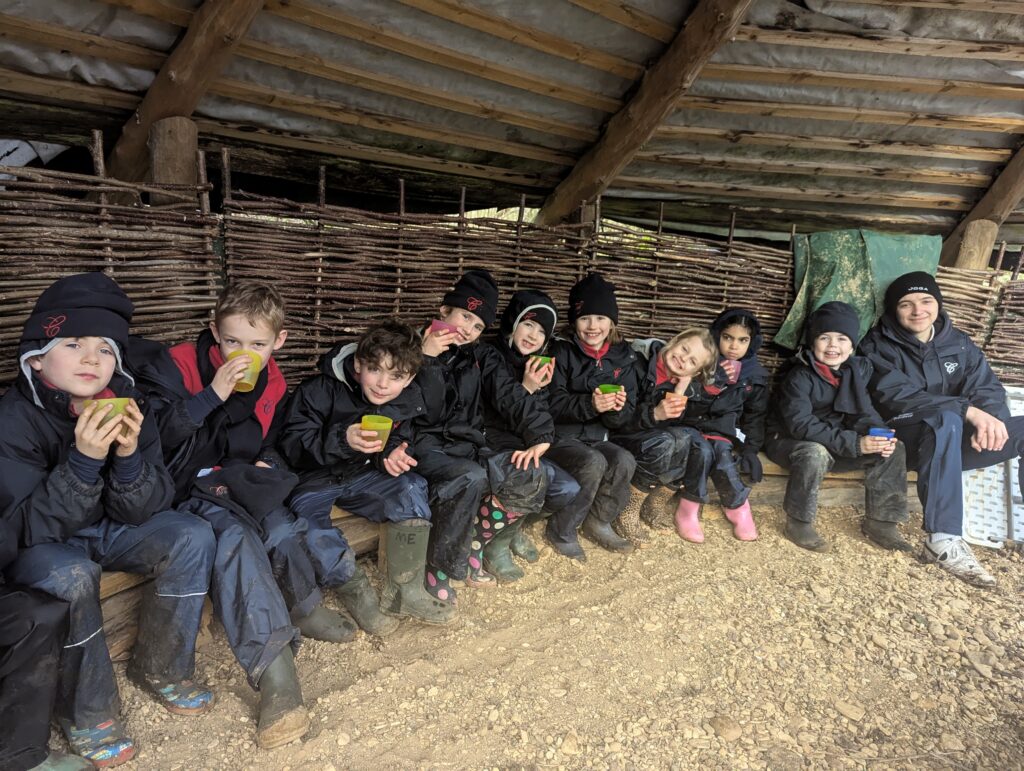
[579,339,610,363]
[812,359,841,388]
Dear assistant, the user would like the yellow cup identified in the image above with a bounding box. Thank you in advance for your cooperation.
[84,397,133,435]
[228,350,263,393]
[361,415,393,449]
[598,383,623,394]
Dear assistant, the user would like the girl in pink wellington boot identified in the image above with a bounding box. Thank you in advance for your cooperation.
[674,496,705,543]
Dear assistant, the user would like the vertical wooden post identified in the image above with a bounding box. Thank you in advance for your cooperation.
[149,116,198,206]
[953,219,999,270]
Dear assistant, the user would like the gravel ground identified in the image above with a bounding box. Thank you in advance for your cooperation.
[96,500,1024,770]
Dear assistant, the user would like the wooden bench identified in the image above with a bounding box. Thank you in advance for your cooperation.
[99,506,377,660]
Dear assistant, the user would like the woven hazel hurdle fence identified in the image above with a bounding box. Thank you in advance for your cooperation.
[0,159,1021,392]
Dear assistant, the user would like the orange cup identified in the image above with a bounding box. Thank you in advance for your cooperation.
[228,350,262,393]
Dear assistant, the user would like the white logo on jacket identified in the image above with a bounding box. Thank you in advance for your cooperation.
[944,361,959,375]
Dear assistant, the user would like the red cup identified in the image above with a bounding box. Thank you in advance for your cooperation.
[429,319,459,336]
[721,359,742,384]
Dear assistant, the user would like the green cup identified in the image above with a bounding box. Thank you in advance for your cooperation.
[598,383,624,394]
[530,355,553,366]
[83,397,133,435]
[361,415,393,449]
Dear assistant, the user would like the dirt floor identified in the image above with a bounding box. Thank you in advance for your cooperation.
[102,500,1024,770]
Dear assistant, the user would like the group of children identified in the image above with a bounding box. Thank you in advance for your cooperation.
[0,268,929,769]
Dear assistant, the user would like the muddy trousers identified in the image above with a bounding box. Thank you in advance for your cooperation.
[414,449,547,579]
[613,427,694,492]
[290,469,431,586]
[0,587,68,771]
[895,412,1024,535]
[178,498,308,689]
[764,438,908,525]
[545,440,636,527]
[681,434,750,509]
[4,512,214,725]
[535,460,583,541]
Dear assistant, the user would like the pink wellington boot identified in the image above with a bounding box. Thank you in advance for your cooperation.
[724,501,758,541]
[673,497,704,543]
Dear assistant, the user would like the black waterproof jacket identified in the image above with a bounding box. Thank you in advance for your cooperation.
[0,371,174,548]
[0,519,16,571]
[618,338,702,433]
[412,339,488,460]
[277,341,426,488]
[479,338,555,451]
[548,336,638,443]
[859,312,1008,426]
[767,351,884,458]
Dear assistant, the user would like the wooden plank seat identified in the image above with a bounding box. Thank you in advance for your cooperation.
[99,506,377,659]
[759,453,918,482]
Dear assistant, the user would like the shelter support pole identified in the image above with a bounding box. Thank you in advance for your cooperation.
[534,0,756,227]
[951,219,998,271]
[149,116,198,206]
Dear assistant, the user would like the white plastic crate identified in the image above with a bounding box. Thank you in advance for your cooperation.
[962,386,1024,549]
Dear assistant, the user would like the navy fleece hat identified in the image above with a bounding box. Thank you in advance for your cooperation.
[569,272,618,325]
[443,269,499,327]
[806,301,862,346]
[884,271,943,316]
[21,272,134,352]
[500,289,557,341]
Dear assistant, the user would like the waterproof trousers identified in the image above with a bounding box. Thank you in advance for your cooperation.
[680,434,750,509]
[545,440,636,527]
[764,438,908,525]
[0,587,68,771]
[613,427,693,491]
[895,412,1024,535]
[4,512,214,725]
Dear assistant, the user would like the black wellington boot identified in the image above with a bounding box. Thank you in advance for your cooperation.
[784,517,830,552]
[581,517,634,553]
[291,604,357,643]
[862,519,914,552]
[256,647,309,750]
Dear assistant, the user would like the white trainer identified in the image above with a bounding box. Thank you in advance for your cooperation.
[922,538,996,587]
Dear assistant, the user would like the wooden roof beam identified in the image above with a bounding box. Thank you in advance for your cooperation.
[940,141,1024,266]
[105,0,264,183]
[535,0,756,226]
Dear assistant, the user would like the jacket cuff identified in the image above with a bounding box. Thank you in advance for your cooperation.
[67,448,105,486]
[185,386,224,425]
[112,450,143,484]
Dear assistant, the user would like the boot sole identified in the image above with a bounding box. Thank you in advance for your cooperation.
[161,694,216,717]
[257,707,310,749]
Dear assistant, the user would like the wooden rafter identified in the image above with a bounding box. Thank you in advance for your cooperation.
[941,142,1024,264]
[535,0,756,226]
[848,0,1024,15]
[105,0,264,183]
[565,0,675,43]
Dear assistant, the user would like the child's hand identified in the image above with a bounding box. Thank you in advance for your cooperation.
[673,375,692,396]
[880,438,897,458]
[522,358,554,394]
[113,399,143,457]
[346,423,383,454]
[592,388,624,413]
[422,328,456,357]
[75,402,124,460]
[211,354,253,401]
[511,442,550,470]
[383,441,418,477]
[720,361,739,383]
[859,435,891,455]
[654,393,687,422]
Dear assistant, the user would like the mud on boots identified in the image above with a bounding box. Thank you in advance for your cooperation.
[290,604,357,643]
[256,647,309,750]
[379,520,457,625]
[335,566,400,636]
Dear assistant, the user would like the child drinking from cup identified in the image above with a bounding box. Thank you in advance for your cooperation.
[279,321,449,626]
[670,309,771,543]
[764,302,909,552]
[611,328,717,545]
[1,272,216,766]
[547,273,640,554]
[477,290,583,571]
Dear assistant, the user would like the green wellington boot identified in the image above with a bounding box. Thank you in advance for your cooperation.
[336,567,400,636]
[379,520,457,625]
[290,604,357,643]
[256,647,310,750]
[483,519,526,583]
[509,512,542,563]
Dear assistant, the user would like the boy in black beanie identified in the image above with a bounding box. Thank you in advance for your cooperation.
[0,273,216,767]
[861,271,1024,586]
[412,270,550,605]
[766,301,909,552]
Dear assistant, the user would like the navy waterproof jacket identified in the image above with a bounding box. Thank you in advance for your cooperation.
[0,371,174,548]
[859,312,1007,426]
[277,341,426,489]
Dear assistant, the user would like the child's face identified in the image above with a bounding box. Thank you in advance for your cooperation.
[354,355,415,406]
[210,313,287,370]
[662,336,710,380]
[575,315,612,348]
[718,323,751,361]
[812,333,854,369]
[512,319,546,356]
[29,337,117,402]
[439,306,485,345]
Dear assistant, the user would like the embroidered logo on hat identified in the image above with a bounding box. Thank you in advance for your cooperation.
[42,315,66,338]
[524,311,536,320]
[574,300,584,314]
[907,286,931,293]
[466,296,483,311]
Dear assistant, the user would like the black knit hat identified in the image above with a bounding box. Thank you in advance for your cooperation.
[884,271,943,316]
[806,301,862,346]
[442,269,499,327]
[20,272,134,352]
[500,289,557,341]
[568,273,618,325]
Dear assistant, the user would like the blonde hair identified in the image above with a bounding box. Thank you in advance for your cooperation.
[665,327,717,383]
[214,281,286,334]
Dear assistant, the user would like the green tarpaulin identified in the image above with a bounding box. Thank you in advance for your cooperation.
[775,229,941,350]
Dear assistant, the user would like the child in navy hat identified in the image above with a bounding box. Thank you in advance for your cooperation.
[1,272,216,767]
[411,270,551,605]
